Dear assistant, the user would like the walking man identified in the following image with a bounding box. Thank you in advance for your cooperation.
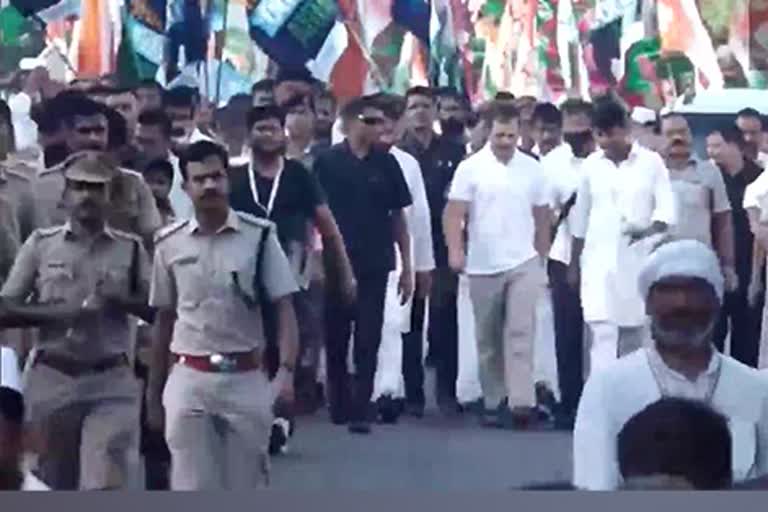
[0,152,153,489]
[569,97,676,374]
[146,141,300,490]
[444,101,551,428]
[314,96,413,434]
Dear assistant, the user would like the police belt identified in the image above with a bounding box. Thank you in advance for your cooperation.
[34,351,128,377]
[173,350,261,373]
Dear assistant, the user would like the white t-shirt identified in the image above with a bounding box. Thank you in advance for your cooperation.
[447,146,548,275]
[541,143,585,265]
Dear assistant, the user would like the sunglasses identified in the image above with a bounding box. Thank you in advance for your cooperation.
[359,115,385,126]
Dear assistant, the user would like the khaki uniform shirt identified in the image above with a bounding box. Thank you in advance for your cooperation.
[35,164,162,243]
[0,223,151,362]
[0,196,19,283]
[0,159,40,242]
[150,209,298,356]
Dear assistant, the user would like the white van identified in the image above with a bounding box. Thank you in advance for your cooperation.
[668,88,768,157]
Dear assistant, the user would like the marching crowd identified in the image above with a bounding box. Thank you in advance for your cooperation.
[1,65,768,491]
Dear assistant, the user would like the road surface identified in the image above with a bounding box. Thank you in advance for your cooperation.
[270,412,573,490]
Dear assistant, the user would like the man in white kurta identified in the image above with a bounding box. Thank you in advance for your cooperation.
[573,240,768,490]
[569,98,676,375]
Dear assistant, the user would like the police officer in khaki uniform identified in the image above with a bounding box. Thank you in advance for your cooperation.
[146,141,299,490]
[0,196,19,283]
[0,151,153,490]
[0,158,38,243]
[33,94,161,245]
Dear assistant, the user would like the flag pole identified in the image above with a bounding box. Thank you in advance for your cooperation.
[214,0,231,107]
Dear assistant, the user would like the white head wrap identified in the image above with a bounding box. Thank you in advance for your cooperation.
[638,240,724,302]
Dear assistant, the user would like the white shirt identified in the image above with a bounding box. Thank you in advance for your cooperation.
[448,146,548,275]
[390,147,435,273]
[167,152,194,220]
[1,346,21,391]
[570,144,677,325]
[758,152,768,170]
[541,143,586,265]
[574,348,768,490]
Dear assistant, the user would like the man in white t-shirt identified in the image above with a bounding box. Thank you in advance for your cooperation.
[444,101,551,429]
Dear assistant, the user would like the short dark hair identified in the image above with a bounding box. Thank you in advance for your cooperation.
[282,92,315,114]
[560,99,593,120]
[314,88,337,108]
[340,95,381,122]
[137,109,172,138]
[104,106,128,150]
[375,93,406,121]
[405,86,434,102]
[163,87,198,113]
[0,386,24,426]
[488,101,520,124]
[436,87,469,110]
[0,99,11,126]
[246,104,286,130]
[592,96,628,131]
[143,158,174,182]
[136,79,162,92]
[532,102,562,127]
[179,140,229,181]
[737,108,763,127]
[618,397,732,490]
[60,93,106,127]
[713,124,746,149]
[494,91,516,102]
[251,79,275,95]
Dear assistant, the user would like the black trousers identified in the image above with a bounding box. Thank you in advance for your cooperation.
[428,268,459,405]
[402,297,426,407]
[714,289,763,368]
[548,260,584,416]
[134,360,170,490]
[324,272,389,423]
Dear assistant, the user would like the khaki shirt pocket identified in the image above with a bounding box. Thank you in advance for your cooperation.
[225,254,257,306]
[37,261,74,303]
[170,254,204,308]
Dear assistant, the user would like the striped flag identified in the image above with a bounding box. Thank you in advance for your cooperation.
[76,0,113,77]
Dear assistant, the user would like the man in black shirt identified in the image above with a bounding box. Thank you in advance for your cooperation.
[228,105,356,440]
[400,86,466,414]
[314,95,413,434]
[707,125,763,366]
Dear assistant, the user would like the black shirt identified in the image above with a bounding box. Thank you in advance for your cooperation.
[399,133,466,267]
[229,159,326,249]
[720,157,763,282]
[314,142,413,278]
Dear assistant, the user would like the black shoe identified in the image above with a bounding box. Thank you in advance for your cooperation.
[405,403,425,418]
[330,409,349,425]
[348,421,372,434]
[269,417,291,455]
[377,396,401,424]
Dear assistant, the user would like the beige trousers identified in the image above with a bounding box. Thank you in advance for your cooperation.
[163,364,273,490]
[23,364,141,490]
[468,257,545,410]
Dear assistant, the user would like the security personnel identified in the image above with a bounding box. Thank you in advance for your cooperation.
[146,141,299,490]
[0,157,38,243]
[33,94,161,246]
[0,196,19,284]
[0,151,153,490]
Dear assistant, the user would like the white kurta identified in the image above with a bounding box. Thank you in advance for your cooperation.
[1,346,21,391]
[570,144,677,326]
[574,348,768,490]
[372,147,435,400]
[456,275,482,404]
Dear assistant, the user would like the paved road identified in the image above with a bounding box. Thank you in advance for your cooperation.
[270,413,573,490]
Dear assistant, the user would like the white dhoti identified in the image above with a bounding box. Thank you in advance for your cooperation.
[534,289,560,401]
[456,275,482,404]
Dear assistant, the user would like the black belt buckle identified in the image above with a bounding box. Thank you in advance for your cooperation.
[209,353,238,372]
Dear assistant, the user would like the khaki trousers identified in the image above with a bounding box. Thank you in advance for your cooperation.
[468,257,545,410]
[163,364,273,490]
[23,363,141,490]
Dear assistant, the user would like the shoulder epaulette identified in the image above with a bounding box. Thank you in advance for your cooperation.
[110,227,143,244]
[35,225,65,239]
[153,219,189,244]
[236,211,274,229]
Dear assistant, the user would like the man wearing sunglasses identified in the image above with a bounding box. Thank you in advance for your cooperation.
[314,95,414,435]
